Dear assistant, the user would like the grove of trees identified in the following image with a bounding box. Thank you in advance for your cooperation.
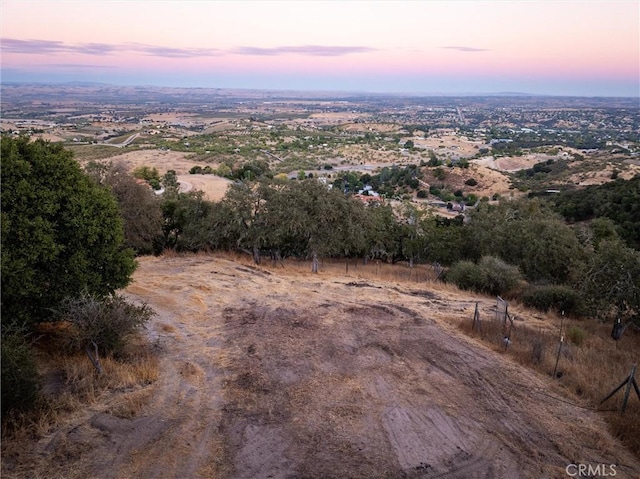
[2,136,638,420]
[157,174,639,329]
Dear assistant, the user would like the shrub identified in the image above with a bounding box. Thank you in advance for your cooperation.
[521,285,583,315]
[416,189,428,198]
[464,194,478,206]
[1,332,40,419]
[444,261,485,292]
[465,178,478,186]
[477,256,523,296]
[433,167,446,180]
[57,293,155,357]
[567,326,586,346]
[445,256,522,296]
[132,165,160,183]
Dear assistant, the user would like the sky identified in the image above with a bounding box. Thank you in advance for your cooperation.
[1,0,639,97]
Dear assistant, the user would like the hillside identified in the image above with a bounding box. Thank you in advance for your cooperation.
[6,254,639,479]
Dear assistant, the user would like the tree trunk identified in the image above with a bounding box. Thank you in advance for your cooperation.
[312,252,319,274]
[252,245,261,265]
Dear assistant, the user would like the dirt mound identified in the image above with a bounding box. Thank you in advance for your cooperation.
[10,255,640,478]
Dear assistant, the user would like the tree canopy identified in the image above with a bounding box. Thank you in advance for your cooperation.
[1,137,136,327]
[550,175,640,250]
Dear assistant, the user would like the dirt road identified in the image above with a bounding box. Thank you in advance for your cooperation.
[29,255,640,478]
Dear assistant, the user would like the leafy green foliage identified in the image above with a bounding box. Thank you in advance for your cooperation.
[132,165,161,189]
[57,292,154,357]
[445,256,522,296]
[567,326,586,346]
[443,260,484,292]
[365,165,423,198]
[231,159,272,181]
[468,199,586,283]
[578,240,640,323]
[1,332,40,419]
[521,285,583,315]
[420,215,469,265]
[162,169,179,190]
[550,175,640,250]
[1,137,136,328]
[161,190,222,252]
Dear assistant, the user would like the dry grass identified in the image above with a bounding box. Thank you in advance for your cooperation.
[158,322,178,333]
[1,334,159,478]
[457,310,640,457]
[6,252,638,477]
[156,250,640,460]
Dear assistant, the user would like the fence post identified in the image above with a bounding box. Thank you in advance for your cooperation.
[553,312,565,379]
[600,363,640,412]
[622,363,637,412]
[472,302,481,334]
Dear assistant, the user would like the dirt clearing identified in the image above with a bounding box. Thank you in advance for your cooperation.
[6,255,639,478]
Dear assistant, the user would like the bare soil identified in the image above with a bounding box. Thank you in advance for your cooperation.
[12,254,639,479]
[86,149,201,175]
[176,174,232,201]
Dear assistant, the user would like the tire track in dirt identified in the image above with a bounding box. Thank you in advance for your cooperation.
[34,255,640,478]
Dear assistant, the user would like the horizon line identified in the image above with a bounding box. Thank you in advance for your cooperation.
[1,80,639,99]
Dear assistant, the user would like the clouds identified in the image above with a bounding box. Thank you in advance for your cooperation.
[3,38,116,55]
[442,46,489,53]
[1,38,375,58]
[231,45,377,57]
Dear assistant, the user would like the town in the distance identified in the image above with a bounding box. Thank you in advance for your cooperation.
[1,82,638,212]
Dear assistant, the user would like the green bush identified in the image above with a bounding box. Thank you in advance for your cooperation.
[464,194,478,206]
[477,256,523,296]
[445,256,522,296]
[1,332,40,419]
[132,165,160,183]
[567,326,586,346]
[57,293,155,357]
[521,285,583,315]
[444,261,485,292]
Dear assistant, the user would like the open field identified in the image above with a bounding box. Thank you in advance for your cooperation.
[177,174,232,201]
[4,254,639,479]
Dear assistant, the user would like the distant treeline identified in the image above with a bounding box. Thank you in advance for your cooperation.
[549,175,640,250]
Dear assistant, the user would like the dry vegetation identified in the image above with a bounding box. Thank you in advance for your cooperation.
[3,253,639,478]
[2,333,159,479]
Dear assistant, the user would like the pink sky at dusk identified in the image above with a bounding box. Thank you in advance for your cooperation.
[1,1,638,96]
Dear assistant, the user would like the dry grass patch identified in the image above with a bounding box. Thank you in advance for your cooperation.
[1,334,159,479]
[158,322,178,333]
[457,310,640,457]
